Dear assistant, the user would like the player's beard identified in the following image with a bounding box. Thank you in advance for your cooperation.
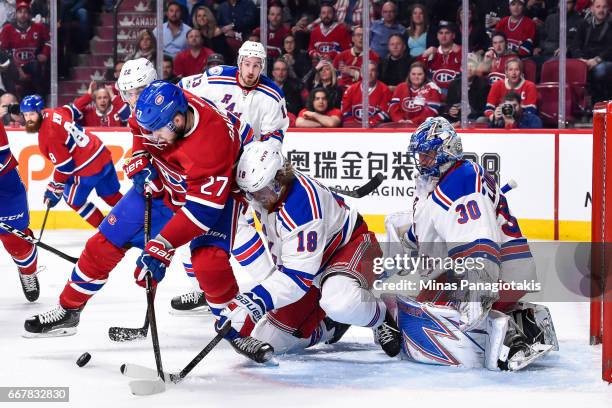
[24,115,43,133]
[239,71,258,88]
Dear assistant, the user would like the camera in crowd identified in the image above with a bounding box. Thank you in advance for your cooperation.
[6,103,20,115]
[501,103,514,117]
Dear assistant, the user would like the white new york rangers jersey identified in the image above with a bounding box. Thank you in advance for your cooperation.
[247,171,360,311]
[409,160,536,284]
[179,65,289,145]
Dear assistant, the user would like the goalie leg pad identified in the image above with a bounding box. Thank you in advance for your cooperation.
[0,229,38,274]
[59,232,126,309]
[191,246,238,316]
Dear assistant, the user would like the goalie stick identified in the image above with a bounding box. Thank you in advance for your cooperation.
[329,172,384,198]
[121,321,231,395]
[0,222,78,264]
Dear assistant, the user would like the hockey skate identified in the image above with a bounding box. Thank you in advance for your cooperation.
[230,336,275,364]
[23,305,81,338]
[374,311,402,357]
[18,270,40,302]
[497,323,553,371]
[323,317,351,345]
[169,291,211,315]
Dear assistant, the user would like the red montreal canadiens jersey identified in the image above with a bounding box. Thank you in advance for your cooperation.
[0,122,17,177]
[70,93,129,127]
[333,49,380,88]
[485,78,537,118]
[341,80,392,125]
[487,53,517,84]
[0,23,50,67]
[308,22,351,61]
[495,16,536,57]
[38,107,112,184]
[131,91,245,248]
[389,82,442,124]
[419,46,462,91]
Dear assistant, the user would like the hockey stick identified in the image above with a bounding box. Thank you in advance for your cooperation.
[0,222,78,264]
[329,172,384,198]
[121,322,231,395]
[38,204,51,241]
[108,188,155,342]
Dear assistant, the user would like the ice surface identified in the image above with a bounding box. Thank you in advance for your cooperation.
[0,231,610,407]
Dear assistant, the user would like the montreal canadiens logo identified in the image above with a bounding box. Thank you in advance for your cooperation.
[155,95,164,105]
[317,42,338,53]
[107,214,117,225]
[402,98,424,113]
[433,69,457,84]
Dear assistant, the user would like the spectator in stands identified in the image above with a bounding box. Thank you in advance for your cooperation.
[570,0,612,103]
[253,4,291,61]
[173,29,214,78]
[407,3,434,58]
[153,1,191,58]
[341,61,392,127]
[307,0,377,27]
[191,5,232,65]
[489,91,542,128]
[389,61,442,127]
[379,33,414,92]
[494,0,536,57]
[480,0,511,33]
[0,49,17,96]
[419,21,462,94]
[69,81,129,127]
[485,57,537,121]
[272,58,304,116]
[60,0,92,54]
[445,54,490,125]
[110,61,124,81]
[162,55,180,84]
[296,87,342,128]
[281,34,312,79]
[308,2,351,61]
[0,93,24,128]
[0,1,50,98]
[333,26,380,89]
[536,0,581,59]
[478,31,517,84]
[310,59,343,109]
[128,29,156,62]
[370,1,405,59]
[206,53,224,69]
[456,3,490,55]
[216,0,258,43]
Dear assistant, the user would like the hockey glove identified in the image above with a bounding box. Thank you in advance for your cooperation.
[44,181,65,208]
[134,237,175,287]
[123,155,163,196]
[216,292,267,340]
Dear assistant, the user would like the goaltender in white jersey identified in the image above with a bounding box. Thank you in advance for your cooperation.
[171,41,289,313]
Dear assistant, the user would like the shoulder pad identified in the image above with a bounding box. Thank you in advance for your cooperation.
[433,161,483,209]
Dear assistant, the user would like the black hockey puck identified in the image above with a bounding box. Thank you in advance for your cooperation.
[76,352,91,367]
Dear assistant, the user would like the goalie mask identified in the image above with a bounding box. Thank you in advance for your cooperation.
[408,117,463,177]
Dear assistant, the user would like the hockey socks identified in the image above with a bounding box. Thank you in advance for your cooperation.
[68,201,105,228]
[0,228,38,274]
[59,232,126,309]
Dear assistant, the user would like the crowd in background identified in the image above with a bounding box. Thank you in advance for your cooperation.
[1,0,611,129]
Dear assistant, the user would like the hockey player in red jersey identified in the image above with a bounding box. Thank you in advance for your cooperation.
[419,21,462,93]
[308,3,351,61]
[389,61,442,126]
[0,121,40,301]
[494,0,536,57]
[0,1,50,97]
[485,58,537,120]
[341,61,392,126]
[20,94,122,228]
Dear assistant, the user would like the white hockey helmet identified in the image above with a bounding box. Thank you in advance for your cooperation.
[238,41,267,73]
[117,58,157,105]
[237,142,284,195]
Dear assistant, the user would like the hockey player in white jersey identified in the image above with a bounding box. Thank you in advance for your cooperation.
[384,117,557,371]
[214,142,402,357]
[170,41,290,313]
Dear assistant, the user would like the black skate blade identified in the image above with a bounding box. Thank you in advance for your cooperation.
[168,307,213,317]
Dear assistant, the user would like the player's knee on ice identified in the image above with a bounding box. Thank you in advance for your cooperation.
[320,275,383,327]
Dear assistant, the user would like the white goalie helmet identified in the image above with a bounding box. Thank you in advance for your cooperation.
[237,142,284,194]
[117,58,157,105]
[238,40,267,73]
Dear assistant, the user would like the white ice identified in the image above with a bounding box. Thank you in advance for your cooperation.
[1,231,610,408]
